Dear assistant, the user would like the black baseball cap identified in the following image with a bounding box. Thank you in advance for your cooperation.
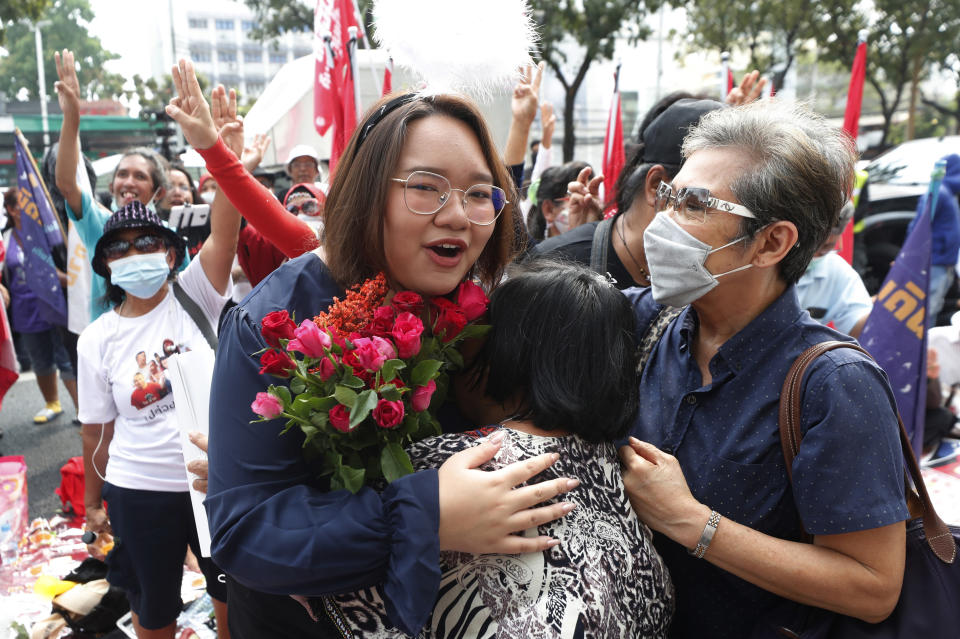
[641,98,725,167]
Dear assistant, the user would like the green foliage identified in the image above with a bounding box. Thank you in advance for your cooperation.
[816,0,960,145]
[241,0,374,43]
[529,0,658,160]
[0,0,52,45]
[0,0,125,101]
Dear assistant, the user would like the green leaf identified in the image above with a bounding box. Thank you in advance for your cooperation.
[306,396,338,412]
[380,359,406,383]
[379,384,402,401]
[272,384,292,406]
[341,371,365,389]
[380,442,415,482]
[290,377,306,394]
[300,424,319,445]
[458,324,491,340]
[310,411,329,428]
[335,464,366,493]
[349,389,379,429]
[291,395,312,418]
[410,360,443,386]
[445,348,464,369]
[334,385,358,408]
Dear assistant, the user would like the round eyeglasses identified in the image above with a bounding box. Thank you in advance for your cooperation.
[390,171,508,226]
[655,180,755,224]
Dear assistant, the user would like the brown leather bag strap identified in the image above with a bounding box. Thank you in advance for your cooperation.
[779,340,956,564]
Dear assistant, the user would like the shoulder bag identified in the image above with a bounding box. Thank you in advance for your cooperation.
[773,340,960,638]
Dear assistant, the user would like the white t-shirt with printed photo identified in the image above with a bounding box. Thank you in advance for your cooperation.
[77,257,231,492]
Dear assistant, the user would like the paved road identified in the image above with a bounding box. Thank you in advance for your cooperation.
[0,372,83,521]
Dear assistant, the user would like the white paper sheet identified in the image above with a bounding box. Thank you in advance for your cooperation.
[166,350,215,557]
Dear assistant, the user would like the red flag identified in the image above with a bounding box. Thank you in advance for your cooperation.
[727,68,735,95]
[839,38,867,264]
[602,65,625,214]
[314,0,359,170]
[0,242,20,410]
[382,57,393,97]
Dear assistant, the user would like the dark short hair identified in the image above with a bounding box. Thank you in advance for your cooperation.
[475,258,639,442]
[526,161,588,240]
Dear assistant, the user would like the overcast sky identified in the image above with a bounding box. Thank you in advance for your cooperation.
[87,0,159,80]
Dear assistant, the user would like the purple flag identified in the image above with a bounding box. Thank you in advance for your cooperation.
[858,160,946,458]
[13,132,67,327]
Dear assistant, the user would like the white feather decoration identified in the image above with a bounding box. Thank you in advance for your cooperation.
[373,0,538,101]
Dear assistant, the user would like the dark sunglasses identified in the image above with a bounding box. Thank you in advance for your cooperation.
[103,234,166,261]
[286,199,321,216]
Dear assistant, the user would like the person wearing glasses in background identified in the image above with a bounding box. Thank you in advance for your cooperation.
[189,87,578,637]
[76,61,247,639]
[618,100,909,638]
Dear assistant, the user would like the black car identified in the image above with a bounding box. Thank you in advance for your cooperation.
[854,135,960,294]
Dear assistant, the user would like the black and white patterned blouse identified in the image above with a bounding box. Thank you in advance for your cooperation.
[330,427,675,638]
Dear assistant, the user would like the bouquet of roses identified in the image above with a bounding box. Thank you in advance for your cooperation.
[251,274,490,492]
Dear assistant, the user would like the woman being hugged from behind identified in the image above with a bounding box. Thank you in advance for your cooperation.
[192,83,579,636]
[334,257,675,637]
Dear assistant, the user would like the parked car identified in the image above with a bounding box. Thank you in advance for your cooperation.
[854,135,960,295]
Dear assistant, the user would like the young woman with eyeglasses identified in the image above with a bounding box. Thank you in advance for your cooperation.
[169,59,578,636]
[75,65,244,639]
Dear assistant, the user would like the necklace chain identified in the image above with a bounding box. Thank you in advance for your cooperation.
[615,215,650,285]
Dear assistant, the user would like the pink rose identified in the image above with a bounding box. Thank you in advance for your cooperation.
[251,392,283,420]
[352,336,396,372]
[317,356,336,381]
[391,312,424,359]
[366,306,396,338]
[329,404,352,432]
[411,379,437,412]
[286,319,332,358]
[373,398,404,428]
[391,291,424,316]
[456,280,489,322]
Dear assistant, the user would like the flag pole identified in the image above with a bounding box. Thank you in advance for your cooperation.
[348,26,361,121]
[720,51,730,100]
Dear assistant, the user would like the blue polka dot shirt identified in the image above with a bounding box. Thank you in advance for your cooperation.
[623,285,910,639]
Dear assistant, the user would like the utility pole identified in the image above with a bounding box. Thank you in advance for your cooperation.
[34,20,52,154]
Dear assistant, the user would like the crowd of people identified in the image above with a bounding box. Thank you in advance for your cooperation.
[1,38,957,639]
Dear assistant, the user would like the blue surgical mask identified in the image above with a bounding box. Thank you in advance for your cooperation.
[109,253,170,299]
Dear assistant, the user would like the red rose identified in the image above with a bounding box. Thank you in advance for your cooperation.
[391,291,424,316]
[430,298,468,343]
[391,312,424,359]
[366,305,396,338]
[411,379,437,412]
[317,355,337,381]
[456,280,489,322]
[373,398,404,428]
[259,349,295,377]
[261,310,297,348]
[329,405,352,432]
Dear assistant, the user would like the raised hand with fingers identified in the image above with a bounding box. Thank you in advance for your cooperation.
[54,49,82,123]
[241,133,272,173]
[211,84,243,158]
[567,166,604,228]
[541,102,556,149]
[187,431,209,494]
[512,61,544,126]
[726,70,768,106]
[437,431,579,555]
[166,58,218,150]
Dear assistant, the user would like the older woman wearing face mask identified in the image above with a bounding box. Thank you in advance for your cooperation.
[619,100,908,639]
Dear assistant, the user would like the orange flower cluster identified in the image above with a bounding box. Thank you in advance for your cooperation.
[313,272,389,335]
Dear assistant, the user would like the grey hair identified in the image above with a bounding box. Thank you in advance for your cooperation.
[682,100,856,284]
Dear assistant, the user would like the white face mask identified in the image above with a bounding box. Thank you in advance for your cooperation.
[200,191,215,205]
[643,212,753,307]
[550,206,570,235]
